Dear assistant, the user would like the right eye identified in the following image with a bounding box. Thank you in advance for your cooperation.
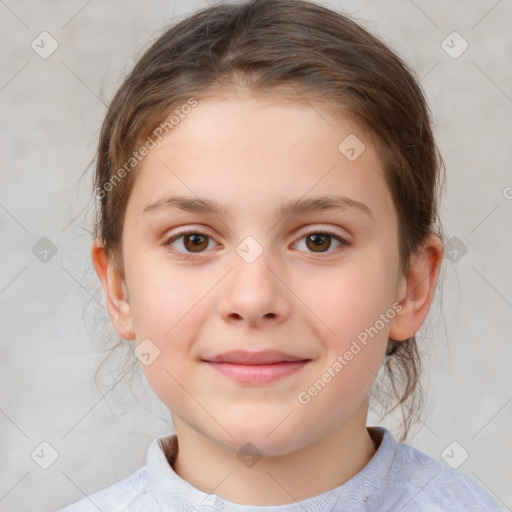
[163,229,219,257]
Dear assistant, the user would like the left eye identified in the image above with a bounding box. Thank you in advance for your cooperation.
[293,231,347,253]
[164,229,347,256]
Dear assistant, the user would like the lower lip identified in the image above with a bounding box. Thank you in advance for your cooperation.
[204,361,309,384]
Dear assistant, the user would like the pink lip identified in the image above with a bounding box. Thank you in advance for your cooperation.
[204,349,307,365]
[202,350,311,385]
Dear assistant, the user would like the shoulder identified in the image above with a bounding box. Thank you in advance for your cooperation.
[56,465,157,512]
[380,429,504,511]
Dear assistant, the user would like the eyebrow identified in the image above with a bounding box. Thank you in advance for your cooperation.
[143,194,373,220]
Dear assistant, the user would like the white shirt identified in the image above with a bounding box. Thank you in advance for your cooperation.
[57,427,504,511]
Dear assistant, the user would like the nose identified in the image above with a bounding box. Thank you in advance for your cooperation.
[217,249,291,328]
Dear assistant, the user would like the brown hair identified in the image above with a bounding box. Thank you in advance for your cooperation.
[89,0,444,441]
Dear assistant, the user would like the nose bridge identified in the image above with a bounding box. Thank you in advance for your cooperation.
[217,235,290,325]
[231,236,277,296]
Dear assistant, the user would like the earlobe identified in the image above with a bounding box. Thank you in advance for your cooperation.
[389,234,443,342]
[90,239,135,341]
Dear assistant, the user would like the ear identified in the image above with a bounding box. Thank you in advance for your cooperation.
[91,238,135,340]
[389,234,443,341]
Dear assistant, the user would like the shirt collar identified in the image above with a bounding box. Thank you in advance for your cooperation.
[146,426,395,511]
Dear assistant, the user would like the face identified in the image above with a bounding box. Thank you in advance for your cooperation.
[103,95,409,455]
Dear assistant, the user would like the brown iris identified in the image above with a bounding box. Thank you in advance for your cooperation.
[183,233,209,253]
[305,233,332,252]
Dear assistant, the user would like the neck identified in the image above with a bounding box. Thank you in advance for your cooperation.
[170,409,377,506]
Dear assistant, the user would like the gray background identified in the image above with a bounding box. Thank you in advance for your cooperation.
[1,1,511,511]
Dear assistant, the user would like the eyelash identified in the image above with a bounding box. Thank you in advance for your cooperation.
[163,227,349,259]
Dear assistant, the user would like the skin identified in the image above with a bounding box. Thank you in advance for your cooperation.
[91,93,443,506]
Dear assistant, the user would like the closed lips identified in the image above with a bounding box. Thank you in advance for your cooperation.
[203,350,310,365]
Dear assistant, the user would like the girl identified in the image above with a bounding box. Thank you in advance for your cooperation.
[59,0,504,510]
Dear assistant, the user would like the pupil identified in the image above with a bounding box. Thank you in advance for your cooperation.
[308,234,330,252]
[186,234,207,252]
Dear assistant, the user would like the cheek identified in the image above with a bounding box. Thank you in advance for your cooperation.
[127,256,210,378]
[296,265,393,410]
[132,281,204,412]
[295,255,397,400]
[126,250,204,337]
[299,257,397,342]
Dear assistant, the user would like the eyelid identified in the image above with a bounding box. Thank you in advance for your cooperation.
[164,223,349,241]
[294,224,350,240]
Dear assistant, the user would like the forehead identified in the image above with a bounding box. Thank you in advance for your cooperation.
[126,96,396,227]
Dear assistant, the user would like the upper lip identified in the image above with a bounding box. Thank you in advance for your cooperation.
[203,350,309,365]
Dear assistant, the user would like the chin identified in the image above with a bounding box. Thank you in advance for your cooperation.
[212,422,307,458]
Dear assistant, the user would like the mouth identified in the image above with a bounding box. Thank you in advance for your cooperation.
[201,350,311,385]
